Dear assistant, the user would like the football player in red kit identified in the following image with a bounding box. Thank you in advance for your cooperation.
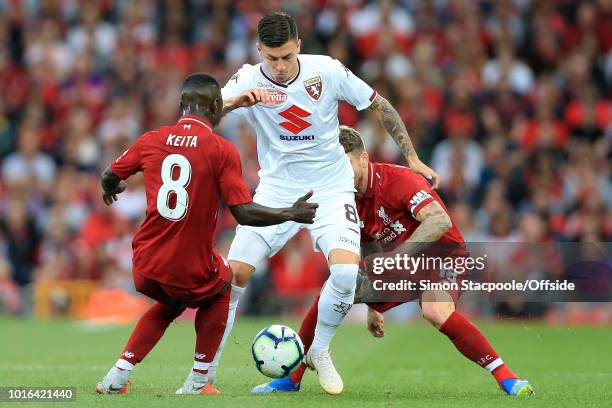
[252,126,534,396]
[95,73,318,395]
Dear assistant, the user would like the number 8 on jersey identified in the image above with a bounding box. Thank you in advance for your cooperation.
[156,154,192,221]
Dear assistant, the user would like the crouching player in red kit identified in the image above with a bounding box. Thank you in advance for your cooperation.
[95,73,318,395]
[252,126,534,396]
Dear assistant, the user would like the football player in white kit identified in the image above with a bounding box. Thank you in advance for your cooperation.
[205,11,440,395]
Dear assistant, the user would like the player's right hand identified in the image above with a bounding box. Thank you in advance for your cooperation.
[408,157,440,190]
[235,88,270,108]
[102,180,127,205]
[289,190,318,224]
[367,307,385,338]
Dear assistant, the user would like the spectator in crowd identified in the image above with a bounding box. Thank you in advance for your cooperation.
[0,0,609,318]
[2,124,56,195]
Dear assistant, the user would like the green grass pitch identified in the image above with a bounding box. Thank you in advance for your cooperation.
[1,317,610,407]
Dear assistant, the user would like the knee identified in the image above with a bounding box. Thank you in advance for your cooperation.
[154,302,185,321]
[328,264,359,295]
[421,302,454,328]
[229,261,254,287]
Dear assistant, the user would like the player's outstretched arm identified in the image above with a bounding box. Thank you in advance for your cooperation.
[222,88,270,117]
[366,95,441,189]
[229,191,318,226]
[100,165,127,206]
[393,200,452,257]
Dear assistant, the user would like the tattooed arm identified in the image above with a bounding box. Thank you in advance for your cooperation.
[366,94,441,189]
[358,201,451,331]
[392,200,452,257]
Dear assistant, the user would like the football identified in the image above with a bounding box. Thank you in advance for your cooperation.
[251,324,305,378]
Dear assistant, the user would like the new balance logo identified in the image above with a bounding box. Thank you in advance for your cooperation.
[279,105,312,135]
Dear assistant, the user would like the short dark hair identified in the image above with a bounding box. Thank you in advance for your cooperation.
[180,73,221,118]
[339,126,365,154]
[181,73,220,103]
[258,11,298,47]
[182,72,220,93]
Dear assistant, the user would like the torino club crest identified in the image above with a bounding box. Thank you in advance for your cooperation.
[303,76,323,100]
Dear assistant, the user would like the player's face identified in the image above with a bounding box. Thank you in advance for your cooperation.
[257,39,301,83]
[347,150,369,192]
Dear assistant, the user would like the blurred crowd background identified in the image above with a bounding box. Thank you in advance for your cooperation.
[0,0,610,321]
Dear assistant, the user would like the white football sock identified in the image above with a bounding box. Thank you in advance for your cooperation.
[206,284,245,383]
[115,359,134,371]
[311,263,358,352]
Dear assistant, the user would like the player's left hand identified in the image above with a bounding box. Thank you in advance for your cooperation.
[102,180,127,205]
[367,307,385,338]
[288,190,319,224]
[409,158,440,190]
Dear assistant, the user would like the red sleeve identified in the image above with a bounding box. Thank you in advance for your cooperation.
[395,169,436,219]
[218,140,252,206]
[111,133,147,180]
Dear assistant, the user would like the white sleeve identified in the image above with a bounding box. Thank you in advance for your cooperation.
[331,58,377,111]
[221,64,254,118]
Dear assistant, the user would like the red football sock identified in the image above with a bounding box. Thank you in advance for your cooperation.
[119,302,183,366]
[290,362,308,384]
[289,294,319,384]
[193,290,230,375]
[439,311,517,388]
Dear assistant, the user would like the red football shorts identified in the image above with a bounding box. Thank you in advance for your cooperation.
[133,256,232,309]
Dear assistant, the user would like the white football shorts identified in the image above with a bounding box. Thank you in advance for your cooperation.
[227,190,361,267]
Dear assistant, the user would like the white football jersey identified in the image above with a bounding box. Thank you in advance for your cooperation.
[222,54,377,199]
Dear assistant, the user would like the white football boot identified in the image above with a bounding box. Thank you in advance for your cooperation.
[95,366,131,394]
[305,349,343,395]
[175,371,211,395]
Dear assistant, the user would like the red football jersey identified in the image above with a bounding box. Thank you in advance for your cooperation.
[356,162,464,250]
[111,115,252,293]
